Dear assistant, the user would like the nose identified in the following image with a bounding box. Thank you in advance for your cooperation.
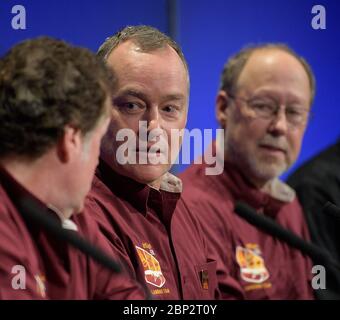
[268,107,288,136]
[144,106,161,131]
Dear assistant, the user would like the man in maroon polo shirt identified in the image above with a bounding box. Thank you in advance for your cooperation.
[86,26,219,300]
[181,44,316,299]
[0,37,146,299]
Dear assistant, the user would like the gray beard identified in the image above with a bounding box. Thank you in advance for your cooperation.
[225,135,289,185]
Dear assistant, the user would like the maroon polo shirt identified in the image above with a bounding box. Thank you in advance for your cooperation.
[85,160,219,300]
[180,144,315,300]
[0,166,146,299]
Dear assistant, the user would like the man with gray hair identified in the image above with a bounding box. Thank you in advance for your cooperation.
[181,44,315,299]
[85,25,219,299]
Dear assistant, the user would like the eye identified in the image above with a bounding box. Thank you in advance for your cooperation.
[126,102,139,110]
[287,108,302,116]
[162,105,177,113]
[161,105,182,119]
[286,108,305,122]
[117,102,145,114]
[251,101,275,114]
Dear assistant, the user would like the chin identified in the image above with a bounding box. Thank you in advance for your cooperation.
[123,163,170,185]
[72,203,84,216]
[255,163,287,181]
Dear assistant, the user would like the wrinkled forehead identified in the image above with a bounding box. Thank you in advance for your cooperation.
[106,41,189,98]
[107,41,188,77]
[236,49,311,100]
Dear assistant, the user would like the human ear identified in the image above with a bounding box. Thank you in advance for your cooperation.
[56,126,82,163]
[216,90,231,129]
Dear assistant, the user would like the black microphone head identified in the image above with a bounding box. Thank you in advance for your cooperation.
[323,201,340,219]
[235,201,340,271]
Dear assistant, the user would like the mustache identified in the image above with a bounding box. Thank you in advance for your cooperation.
[258,136,289,152]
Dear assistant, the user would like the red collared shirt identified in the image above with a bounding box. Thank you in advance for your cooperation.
[0,167,146,299]
[180,147,315,300]
[85,160,219,300]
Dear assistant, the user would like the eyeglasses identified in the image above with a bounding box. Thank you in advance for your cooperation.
[229,94,310,128]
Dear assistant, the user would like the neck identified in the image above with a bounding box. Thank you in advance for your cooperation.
[248,174,271,190]
[147,178,162,190]
[0,154,71,220]
[224,154,273,190]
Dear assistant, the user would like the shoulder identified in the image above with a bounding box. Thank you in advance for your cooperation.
[0,188,37,294]
[88,174,113,204]
[85,175,123,229]
[180,164,233,212]
[0,186,25,244]
[180,163,209,188]
[179,175,234,235]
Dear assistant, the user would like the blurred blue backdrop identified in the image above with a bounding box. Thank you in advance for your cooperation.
[1,0,339,179]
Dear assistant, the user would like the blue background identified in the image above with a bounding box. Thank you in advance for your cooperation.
[1,0,339,179]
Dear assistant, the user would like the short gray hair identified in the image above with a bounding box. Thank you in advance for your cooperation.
[97,25,188,72]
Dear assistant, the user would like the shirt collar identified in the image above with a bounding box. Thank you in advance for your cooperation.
[159,171,183,193]
[47,203,78,231]
[203,141,296,217]
[261,178,295,203]
[221,160,295,217]
[96,159,182,216]
[210,139,295,201]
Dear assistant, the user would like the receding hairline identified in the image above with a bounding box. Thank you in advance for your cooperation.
[238,47,312,86]
[103,40,190,95]
[97,25,190,93]
[220,44,316,105]
[104,39,189,77]
[97,25,188,71]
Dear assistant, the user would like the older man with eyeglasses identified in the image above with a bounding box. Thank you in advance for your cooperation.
[180,44,315,299]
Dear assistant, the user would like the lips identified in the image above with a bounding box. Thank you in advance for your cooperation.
[134,147,168,165]
[135,142,168,154]
[135,147,163,154]
[259,144,286,154]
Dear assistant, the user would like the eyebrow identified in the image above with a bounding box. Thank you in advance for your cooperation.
[251,91,308,104]
[115,89,186,102]
[116,89,148,101]
[163,94,186,101]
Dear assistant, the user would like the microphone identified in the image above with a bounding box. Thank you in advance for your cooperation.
[0,166,121,273]
[1,169,153,299]
[323,201,340,219]
[19,196,122,273]
[234,202,340,271]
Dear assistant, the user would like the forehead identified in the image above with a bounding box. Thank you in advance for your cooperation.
[106,41,189,96]
[236,49,311,101]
